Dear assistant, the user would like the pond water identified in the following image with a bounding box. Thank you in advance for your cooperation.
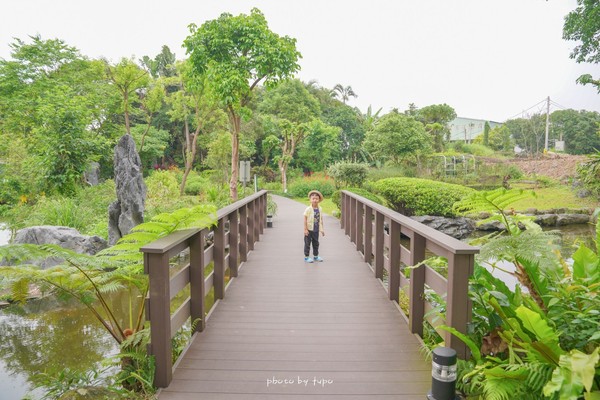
[0,222,595,398]
[0,240,124,400]
[0,224,10,246]
[475,224,596,290]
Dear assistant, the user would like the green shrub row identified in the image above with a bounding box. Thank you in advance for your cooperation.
[372,177,475,217]
[331,188,387,210]
[287,178,335,198]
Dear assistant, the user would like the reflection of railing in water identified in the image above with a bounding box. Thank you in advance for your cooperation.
[141,190,267,388]
[340,191,479,359]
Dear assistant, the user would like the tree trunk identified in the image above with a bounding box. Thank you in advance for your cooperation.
[180,122,200,196]
[279,159,288,193]
[124,92,131,135]
[228,110,241,201]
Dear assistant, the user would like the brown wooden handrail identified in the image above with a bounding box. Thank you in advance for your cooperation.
[340,190,479,359]
[141,190,268,388]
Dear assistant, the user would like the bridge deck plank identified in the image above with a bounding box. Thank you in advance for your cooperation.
[158,196,431,399]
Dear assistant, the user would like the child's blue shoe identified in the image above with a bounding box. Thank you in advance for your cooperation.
[313,256,324,262]
[304,257,313,263]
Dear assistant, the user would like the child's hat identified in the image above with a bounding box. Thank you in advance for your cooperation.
[308,190,323,201]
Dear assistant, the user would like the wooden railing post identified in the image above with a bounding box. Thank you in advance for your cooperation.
[248,201,255,250]
[146,252,172,388]
[356,202,364,254]
[229,210,239,277]
[446,253,475,359]
[409,234,426,336]
[259,194,265,233]
[239,205,248,262]
[340,192,346,230]
[190,230,206,333]
[253,197,260,241]
[374,211,384,279]
[364,205,373,264]
[214,217,226,300]
[388,220,401,302]
[350,197,357,244]
[344,194,350,236]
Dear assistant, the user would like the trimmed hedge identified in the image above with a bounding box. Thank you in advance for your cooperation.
[372,177,476,217]
[287,179,335,198]
[331,188,387,210]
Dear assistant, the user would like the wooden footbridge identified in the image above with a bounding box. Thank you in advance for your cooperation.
[141,190,478,399]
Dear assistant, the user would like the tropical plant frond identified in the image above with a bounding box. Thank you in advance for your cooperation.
[478,230,561,270]
[454,188,534,216]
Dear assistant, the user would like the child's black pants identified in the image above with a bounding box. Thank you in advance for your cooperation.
[304,231,319,257]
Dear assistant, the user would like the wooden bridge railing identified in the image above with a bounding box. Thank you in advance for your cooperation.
[140,190,267,388]
[340,190,479,359]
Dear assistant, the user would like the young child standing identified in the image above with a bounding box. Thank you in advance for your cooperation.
[303,190,325,263]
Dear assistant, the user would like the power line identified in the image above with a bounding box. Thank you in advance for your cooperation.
[506,98,548,120]
[507,97,572,121]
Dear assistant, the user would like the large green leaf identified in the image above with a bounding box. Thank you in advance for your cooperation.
[572,244,600,281]
[515,306,563,364]
[543,348,600,399]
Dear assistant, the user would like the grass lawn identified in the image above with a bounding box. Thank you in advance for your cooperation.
[510,184,599,211]
[288,184,599,217]
[291,197,338,216]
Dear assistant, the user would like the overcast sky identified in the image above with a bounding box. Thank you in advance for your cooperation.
[1,0,598,122]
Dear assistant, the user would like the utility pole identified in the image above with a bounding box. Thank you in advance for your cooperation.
[544,96,550,152]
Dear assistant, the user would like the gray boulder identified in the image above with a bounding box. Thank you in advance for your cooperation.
[476,220,506,231]
[557,214,590,226]
[108,135,146,245]
[534,214,558,227]
[84,161,101,186]
[410,216,476,239]
[12,226,108,268]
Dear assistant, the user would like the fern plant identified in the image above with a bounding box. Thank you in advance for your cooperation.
[453,188,561,310]
[444,188,600,399]
[0,204,216,394]
[0,204,216,344]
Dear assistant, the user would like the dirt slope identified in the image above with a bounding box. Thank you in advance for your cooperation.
[506,154,588,182]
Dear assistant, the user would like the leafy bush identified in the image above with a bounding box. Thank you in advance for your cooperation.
[287,177,335,198]
[253,165,278,182]
[331,188,387,210]
[366,164,416,181]
[372,177,475,216]
[146,171,179,203]
[446,189,600,399]
[327,162,369,188]
[183,174,208,196]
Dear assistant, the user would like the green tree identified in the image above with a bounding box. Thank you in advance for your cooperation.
[258,79,320,191]
[486,125,514,152]
[184,8,301,200]
[140,45,177,79]
[297,119,341,172]
[563,0,600,92]
[166,60,226,195]
[363,111,432,164]
[550,109,600,154]
[483,121,491,146]
[104,58,149,136]
[505,115,546,154]
[415,103,457,151]
[322,105,366,161]
[331,83,357,104]
[0,36,115,198]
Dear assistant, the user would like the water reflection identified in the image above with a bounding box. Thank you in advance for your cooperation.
[0,296,119,398]
[472,223,596,290]
[0,224,10,246]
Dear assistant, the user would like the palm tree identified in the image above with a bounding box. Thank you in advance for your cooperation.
[332,84,357,104]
